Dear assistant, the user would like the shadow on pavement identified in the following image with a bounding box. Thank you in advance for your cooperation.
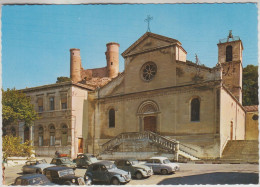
[157,172,259,185]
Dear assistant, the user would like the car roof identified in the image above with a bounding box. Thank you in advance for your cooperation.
[150,157,168,160]
[91,160,113,166]
[16,174,45,179]
[116,158,137,161]
[44,166,73,171]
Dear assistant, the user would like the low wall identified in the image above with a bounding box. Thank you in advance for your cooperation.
[35,146,71,157]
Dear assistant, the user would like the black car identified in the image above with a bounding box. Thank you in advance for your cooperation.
[13,174,55,185]
[43,166,90,185]
[50,157,76,169]
[73,154,98,168]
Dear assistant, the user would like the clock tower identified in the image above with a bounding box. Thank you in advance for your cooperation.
[218,31,243,103]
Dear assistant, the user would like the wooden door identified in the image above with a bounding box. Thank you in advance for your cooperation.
[78,138,83,153]
[144,116,157,133]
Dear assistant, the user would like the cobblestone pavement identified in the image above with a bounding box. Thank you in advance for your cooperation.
[5,158,259,185]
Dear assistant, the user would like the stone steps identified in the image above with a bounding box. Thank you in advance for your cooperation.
[221,140,259,163]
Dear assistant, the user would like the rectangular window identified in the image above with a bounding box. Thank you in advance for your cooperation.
[50,134,55,146]
[61,96,67,109]
[49,97,55,110]
[38,98,43,112]
[39,136,43,146]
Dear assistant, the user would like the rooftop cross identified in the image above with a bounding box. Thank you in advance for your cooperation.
[144,15,153,32]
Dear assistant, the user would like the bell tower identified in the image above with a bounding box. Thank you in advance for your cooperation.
[217,31,243,103]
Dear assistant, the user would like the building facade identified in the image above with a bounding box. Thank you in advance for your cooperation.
[5,31,254,159]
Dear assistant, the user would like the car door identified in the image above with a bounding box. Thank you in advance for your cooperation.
[99,165,110,183]
[51,171,61,184]
[146,159,154,170]
[124,160,133,174]
[91,165,100,182]
[153,159,161,173]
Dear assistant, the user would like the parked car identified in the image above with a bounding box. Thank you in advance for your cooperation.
[73,154,98,168]
[114,158,153,179]
[43,166,91,185]
[22,159,55,174]
[50,157,76,169]
[13,174,55,185]
[84,161,131,185]
[145,157,180,175]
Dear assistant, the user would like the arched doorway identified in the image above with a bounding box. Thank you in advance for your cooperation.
[137,100,160,133]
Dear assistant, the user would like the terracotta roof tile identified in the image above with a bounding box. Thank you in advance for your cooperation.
[243,105,258,112]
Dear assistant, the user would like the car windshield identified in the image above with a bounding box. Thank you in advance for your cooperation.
[89,156,98,163]
[26,161,36,166]
[130,160,139,165]
[37,159,47,164]
[28,176,49,185]
[61,158,72,163]
[105,163,117,169]
[58,169,75,177]
[163,159,171,164]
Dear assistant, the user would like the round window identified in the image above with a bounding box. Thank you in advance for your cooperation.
[252,114,258,121]
[141,62,157,81]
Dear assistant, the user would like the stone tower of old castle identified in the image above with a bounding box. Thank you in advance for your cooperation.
[218,31,243,103]
[69,42,120,84]
[105,42,120,79]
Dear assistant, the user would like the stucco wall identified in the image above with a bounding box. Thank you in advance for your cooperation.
[245,111,259,140]
[219,87,245,156]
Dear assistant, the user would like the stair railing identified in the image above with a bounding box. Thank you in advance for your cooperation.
[221,135,230,156]
[100,131,179,154]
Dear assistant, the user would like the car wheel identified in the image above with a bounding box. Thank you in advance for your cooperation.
[161,169,168,175]
[64,181,72,185]
[111,177,120,185]
[135,171,143,179]
[36,169,41,174]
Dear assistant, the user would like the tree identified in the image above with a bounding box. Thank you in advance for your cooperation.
[2,88,38,127]
[56,76,71,83]
[242,65,258,106]
[2,135,34,160]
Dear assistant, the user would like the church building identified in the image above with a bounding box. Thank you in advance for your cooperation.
[5,31,254,160]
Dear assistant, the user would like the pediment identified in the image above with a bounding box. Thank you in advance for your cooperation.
[122,32,181,58]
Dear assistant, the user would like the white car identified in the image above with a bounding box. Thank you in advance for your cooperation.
[144,157,180,175]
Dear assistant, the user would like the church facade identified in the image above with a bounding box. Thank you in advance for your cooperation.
[85,32,245,159]
[5,31,247,159]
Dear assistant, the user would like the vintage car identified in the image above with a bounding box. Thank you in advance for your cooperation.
[84,161,131,185]
[114,158,153,179]
[73,154,98,168]
[13,174,55,185]
[22,159,55,174]
[50,157,76,169]
[144,157,180,175]
[43,166,90,185]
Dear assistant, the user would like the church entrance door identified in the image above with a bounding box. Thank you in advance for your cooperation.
[144,116,157,133]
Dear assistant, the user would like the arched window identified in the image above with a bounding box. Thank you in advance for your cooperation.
[11,127,16,137]
[49,125,55,146]
[226,45,232,62]
[109,109,115,128]
[61,124,68,146]
[191,98,200,121]
[38,126,44,146]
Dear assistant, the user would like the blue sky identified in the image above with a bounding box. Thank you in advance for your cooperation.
[2,3,258,89]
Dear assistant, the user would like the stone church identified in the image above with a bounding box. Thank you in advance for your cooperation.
[5,31,257,161]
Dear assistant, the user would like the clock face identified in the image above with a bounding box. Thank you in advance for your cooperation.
[141,62,157,81]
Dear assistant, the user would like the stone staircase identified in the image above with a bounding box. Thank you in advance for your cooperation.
[221,140,259,163]
[99,131,200,161]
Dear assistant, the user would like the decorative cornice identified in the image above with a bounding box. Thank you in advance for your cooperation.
[96,80,221,103]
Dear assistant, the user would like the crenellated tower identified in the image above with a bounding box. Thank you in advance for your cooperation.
[218,31,243,103]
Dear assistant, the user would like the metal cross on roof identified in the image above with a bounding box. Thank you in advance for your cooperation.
[144,15,153,32]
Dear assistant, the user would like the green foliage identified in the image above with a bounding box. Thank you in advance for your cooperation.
[2,88,38,127]
[2,135,34,160]
[56,76,71,83]
[242,65,258,106]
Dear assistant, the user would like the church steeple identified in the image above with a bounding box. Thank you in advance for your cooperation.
[217,31,243,103]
